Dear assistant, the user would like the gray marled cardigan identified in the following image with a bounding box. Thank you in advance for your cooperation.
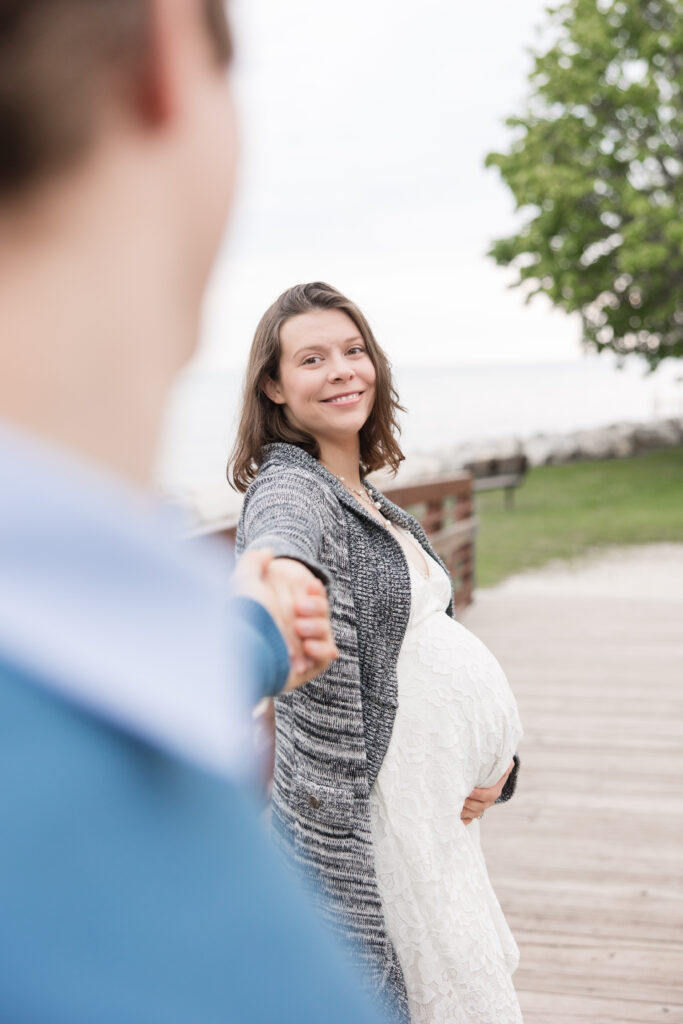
[235,442,520,1023]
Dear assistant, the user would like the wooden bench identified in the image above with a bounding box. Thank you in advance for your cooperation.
[462,453,528,509]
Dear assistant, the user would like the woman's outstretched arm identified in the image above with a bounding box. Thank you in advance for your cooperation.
[238,466,331,587]
[236,467,340,693]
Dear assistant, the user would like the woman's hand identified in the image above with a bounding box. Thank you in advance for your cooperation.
[460,760,515,825]
[232,550,339,692]
[266,557,339,691]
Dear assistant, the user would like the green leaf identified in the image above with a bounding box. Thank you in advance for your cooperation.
[484,0,683,369]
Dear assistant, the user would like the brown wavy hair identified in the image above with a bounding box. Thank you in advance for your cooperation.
[228,281,406,492]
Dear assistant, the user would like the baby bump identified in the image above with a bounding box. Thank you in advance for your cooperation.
[394,611,523,797]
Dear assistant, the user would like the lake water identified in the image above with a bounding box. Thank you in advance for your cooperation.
[156,355,683,519]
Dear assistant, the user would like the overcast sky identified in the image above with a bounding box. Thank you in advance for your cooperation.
[194,0,582,370]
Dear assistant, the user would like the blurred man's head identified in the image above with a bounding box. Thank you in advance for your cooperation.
[0,0,238,483]
[0,0,232,200]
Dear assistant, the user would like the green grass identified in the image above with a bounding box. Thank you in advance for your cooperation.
[473,446,683,588]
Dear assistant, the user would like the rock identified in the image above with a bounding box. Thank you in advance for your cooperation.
[173,416,683,532]
[396,416,683,481]
[545,435,581,464]
[523,433,564,467]
[632,419,682,452]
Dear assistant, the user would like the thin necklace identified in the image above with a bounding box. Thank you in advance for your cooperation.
[334,473,430,580]
[334,474,405,539]
[334,473,383,512]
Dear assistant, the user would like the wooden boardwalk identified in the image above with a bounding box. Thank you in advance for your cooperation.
[460,545,683,1023]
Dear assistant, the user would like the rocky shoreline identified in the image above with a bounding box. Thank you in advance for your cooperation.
[372,415,683,488]
[180,416,682,530]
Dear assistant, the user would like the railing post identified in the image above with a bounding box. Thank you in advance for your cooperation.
[383,472,476,615]
[423,498,444,535]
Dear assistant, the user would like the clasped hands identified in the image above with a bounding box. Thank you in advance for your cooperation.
[232,549,339,692]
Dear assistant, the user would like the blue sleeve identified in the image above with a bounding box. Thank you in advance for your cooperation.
[229,596,290,699]
[0,667,393,1024]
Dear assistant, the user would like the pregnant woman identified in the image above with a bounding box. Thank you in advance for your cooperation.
[230,281,524,1024]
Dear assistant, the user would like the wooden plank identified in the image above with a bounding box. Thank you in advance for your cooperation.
[430,516,479,551]
[517,990,683,1023]
[460,560,683,1020]
[383,472,471,507]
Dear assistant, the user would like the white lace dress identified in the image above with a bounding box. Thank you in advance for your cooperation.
[369,525,524,1024]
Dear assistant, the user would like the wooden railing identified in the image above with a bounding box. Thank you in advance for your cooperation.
[382,472,477,614]
[198,471,478,614]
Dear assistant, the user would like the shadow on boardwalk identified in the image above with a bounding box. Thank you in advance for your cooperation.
[461,544,683,1024]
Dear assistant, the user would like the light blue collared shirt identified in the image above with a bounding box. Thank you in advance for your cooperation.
[0,423,289,779]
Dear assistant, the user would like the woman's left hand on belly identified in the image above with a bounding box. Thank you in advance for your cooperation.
[460,760,515,825]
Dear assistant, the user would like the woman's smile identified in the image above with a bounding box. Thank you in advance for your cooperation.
[321,391,364,406]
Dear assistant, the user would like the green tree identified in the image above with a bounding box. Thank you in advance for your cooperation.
[485,0,683,370]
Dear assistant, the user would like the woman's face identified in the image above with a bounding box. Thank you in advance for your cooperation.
[264,309,377,447]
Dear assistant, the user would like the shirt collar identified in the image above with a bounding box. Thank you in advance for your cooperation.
[0,422,254,779]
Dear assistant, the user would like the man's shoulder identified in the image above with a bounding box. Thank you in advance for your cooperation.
[0,662,390,1024]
